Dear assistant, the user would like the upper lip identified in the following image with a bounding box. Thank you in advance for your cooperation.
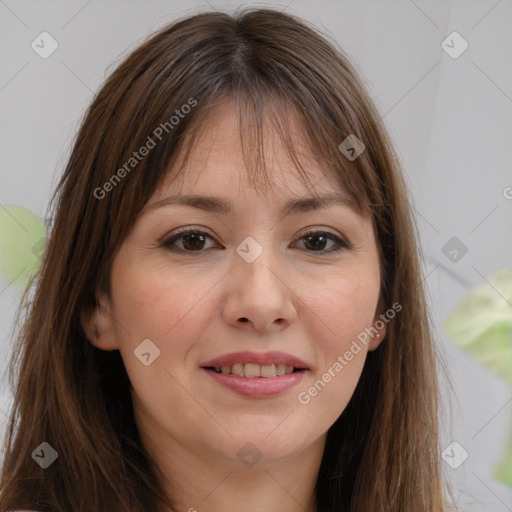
[201,351,309,369]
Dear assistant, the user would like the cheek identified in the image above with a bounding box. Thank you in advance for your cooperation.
[110,264,219,412]
[300,269,380,352]
[110,258,222,372]
[293,270,379,422]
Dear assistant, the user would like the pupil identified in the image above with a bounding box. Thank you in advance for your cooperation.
[182,233,205,250]
[305,235,326,251]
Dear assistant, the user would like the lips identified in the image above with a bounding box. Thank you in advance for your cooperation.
[200,351,310,397]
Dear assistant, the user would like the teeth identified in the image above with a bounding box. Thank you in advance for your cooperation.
[231,363,244,377]
[244,363,261,378]
[212,363,298,377]
[260,364,276,378]
[276,364,286,376]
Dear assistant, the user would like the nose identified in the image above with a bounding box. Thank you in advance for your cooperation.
[221,246,297,333]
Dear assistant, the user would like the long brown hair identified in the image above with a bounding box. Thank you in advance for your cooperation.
[1,8,450,511]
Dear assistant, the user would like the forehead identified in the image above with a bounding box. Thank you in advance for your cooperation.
[157,98,351,206]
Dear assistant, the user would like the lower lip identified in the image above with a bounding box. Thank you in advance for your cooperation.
[202,368,307,398]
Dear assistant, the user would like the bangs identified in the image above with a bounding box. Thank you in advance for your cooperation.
[152,85,373,218]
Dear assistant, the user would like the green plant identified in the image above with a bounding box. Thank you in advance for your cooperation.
[444,268,512,487]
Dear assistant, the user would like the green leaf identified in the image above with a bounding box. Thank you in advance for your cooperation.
[0,205,46,288]
[444,268,512,386]
[444,268,512,488]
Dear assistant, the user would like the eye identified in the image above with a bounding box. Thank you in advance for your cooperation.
[294,229,350,254]
[161,228,218,252]
[161,227,350,255]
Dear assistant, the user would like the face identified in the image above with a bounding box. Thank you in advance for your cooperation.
[85,99,385,471]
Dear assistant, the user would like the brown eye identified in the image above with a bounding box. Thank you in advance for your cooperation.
[295,231,349,254]
[303,234,329,251]
[180,232,207,251]
[162,229,217,252]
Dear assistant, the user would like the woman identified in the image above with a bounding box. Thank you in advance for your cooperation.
[0,8,451,512]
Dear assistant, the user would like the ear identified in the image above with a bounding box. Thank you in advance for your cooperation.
[80,292,119,351]
[368,312,387,352]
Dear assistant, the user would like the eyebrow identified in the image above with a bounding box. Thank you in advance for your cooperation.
[143,193,357,217]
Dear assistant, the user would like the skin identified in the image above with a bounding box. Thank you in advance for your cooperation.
[83,99,385,512]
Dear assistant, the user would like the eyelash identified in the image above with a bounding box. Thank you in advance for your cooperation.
[161,227,350,255]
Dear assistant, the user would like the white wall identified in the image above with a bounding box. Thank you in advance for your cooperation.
[1,1,511,509]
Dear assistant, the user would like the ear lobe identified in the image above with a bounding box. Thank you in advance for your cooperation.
[368,313,387,352]
[80,293,119,351]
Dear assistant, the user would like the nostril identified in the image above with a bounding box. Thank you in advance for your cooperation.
[239,317,249,322]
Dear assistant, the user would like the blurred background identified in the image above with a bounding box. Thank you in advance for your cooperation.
[1,1,511,510]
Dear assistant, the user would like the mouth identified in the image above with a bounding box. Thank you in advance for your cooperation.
[200,351,309,398]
